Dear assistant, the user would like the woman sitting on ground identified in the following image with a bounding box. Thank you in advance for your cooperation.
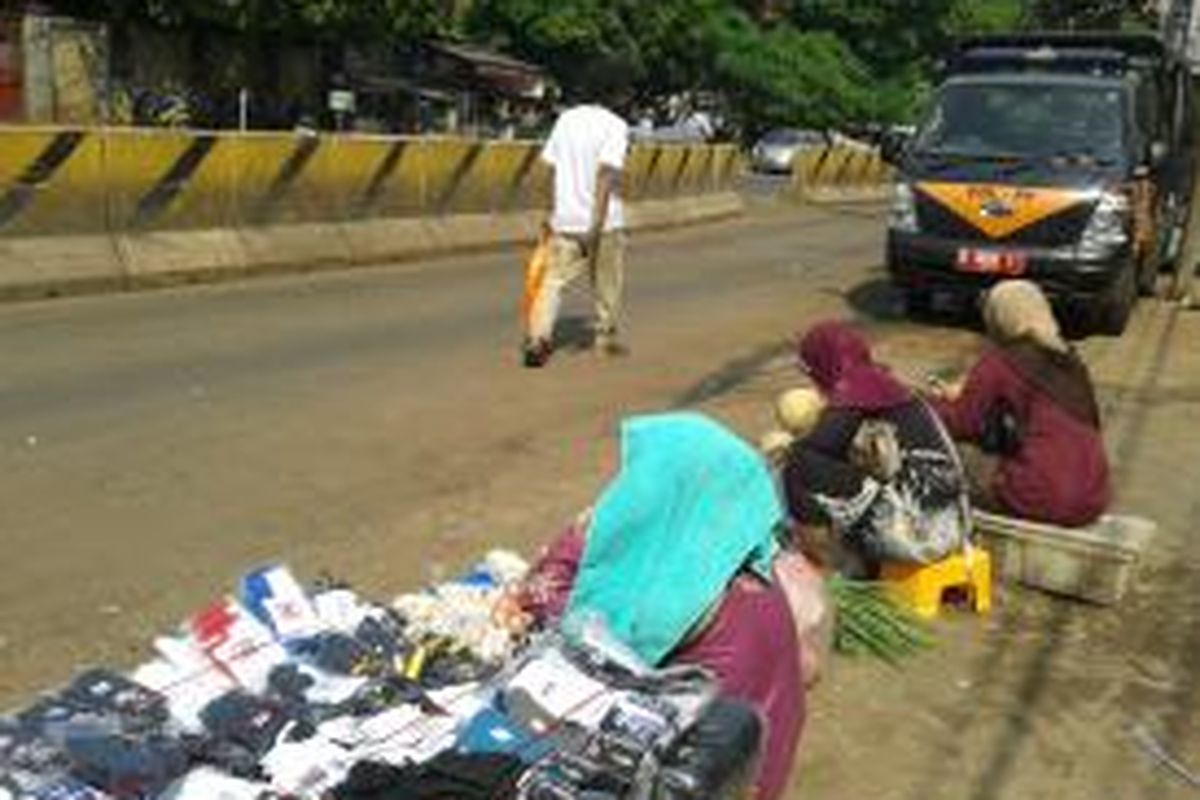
[498,412,804,800]
[926,279,1110,527]
[781,321,969,574]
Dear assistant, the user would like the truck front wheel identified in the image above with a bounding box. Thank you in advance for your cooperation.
[1095,264,1137,336]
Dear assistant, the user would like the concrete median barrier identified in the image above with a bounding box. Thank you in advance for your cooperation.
[0,127,744,299]
[790,144,893,204]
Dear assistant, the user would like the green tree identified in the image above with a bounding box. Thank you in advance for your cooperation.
[1026,0,1129,28]
[706,17,874,132]
[791,0,958,75]
[48,0,458,39]
[467,0,644,100]
[469,0,876,135]
[948,0,1026,33]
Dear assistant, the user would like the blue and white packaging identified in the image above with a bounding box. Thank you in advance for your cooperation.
[240,566,323,643]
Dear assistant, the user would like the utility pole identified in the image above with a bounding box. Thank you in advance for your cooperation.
[1163,0,1200,302]
[1162,0,1196,66]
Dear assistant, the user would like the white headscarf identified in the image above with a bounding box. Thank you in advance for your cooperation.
[982,280,1069,355]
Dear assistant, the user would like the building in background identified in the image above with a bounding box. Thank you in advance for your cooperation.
[345,40,552,136]
[0,15,21,120]
[0,9,553,135]
[0,12,107,124]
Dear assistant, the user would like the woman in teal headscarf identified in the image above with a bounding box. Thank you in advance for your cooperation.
[505,412,805,800]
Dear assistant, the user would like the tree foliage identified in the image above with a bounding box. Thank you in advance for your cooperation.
[1026,0,1132,29]
[45,0,1168,133]
[48,0,458,38]
[791,0,959,75]
[467,0,879,134]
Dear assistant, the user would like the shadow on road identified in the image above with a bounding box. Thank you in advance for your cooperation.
[673,339,793,408]
[842,277,905,322]
[551,315,598,352]
[842,276,979,332]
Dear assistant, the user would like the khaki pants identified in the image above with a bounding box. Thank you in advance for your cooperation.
[527,232,626,346]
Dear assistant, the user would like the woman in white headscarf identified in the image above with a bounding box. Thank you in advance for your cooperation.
[927,280,1110,526]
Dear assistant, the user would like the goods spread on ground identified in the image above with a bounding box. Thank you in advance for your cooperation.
[0,557,760,800]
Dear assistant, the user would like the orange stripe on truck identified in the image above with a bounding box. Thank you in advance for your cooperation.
[917,182,1087,240]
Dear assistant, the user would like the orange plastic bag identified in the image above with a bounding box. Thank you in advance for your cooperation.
[520,233,552,336]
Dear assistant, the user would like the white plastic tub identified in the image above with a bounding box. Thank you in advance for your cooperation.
[972,510,1157,605]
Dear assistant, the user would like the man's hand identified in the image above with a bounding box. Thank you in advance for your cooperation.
[587,164,619,261]
[584,226,603,260]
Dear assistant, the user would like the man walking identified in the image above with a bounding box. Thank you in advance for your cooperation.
[522,99,630,368]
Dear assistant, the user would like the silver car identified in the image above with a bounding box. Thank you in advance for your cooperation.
[751,128,826,174]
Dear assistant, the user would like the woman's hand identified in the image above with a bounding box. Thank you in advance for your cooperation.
[924,373,965,401]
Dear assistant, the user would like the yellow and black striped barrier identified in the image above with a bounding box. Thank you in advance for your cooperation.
[790,144,892,203]
[0,127,744,296]
[0,127,742,237]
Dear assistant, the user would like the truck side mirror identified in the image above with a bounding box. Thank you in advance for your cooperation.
[1149,140,1169,168]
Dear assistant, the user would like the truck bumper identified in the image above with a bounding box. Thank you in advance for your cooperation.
[886,230,1133,302]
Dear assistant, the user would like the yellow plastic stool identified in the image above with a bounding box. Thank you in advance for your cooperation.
[880,549,992,619]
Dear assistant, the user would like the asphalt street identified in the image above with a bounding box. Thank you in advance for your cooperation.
[0,203,887,705]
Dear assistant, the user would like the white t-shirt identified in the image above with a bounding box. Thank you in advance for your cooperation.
[541,104,629,234]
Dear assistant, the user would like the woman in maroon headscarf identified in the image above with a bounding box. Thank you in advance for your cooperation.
[782,321,969,574]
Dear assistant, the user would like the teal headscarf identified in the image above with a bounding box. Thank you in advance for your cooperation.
[564,412,782,666]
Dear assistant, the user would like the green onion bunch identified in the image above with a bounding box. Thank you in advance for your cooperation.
[828,576,935,664]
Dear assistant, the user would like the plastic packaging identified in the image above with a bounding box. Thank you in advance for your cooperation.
[560,611,650,678]
[773,550,834,687]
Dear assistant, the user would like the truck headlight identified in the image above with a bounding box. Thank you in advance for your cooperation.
[1078,190,1129,257]
[889,182,918,233]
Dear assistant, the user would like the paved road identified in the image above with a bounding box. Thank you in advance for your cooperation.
[5,201,1200,800]
[0,203,887,705]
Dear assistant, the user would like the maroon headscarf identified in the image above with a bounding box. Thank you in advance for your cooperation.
[797,321,910,411]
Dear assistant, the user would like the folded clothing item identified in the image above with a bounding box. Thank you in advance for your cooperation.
[61,672,169,734]
[16,700,103,741]
[2,713,113,799]
[62,730,190,799]
[259,734,353,797]
[158,766,273,800]
[454,707,554,764]
[11,692,188,798]
[0,769,113,800]
[516,748,631,800]
[654,697,762,800]
[179,733,265,782]
[1,717,72,775]
[289,612,410,679]
[289,634,373,677]
[331,751,525,800]
[350,615,411,671]
[199,692,311,759]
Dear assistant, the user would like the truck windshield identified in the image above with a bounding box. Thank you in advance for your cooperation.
[913,81,1126,163]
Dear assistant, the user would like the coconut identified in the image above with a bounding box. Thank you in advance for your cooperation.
[775,388,825,436]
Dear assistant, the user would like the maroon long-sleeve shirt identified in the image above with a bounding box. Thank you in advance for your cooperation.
[930,347,1111,526]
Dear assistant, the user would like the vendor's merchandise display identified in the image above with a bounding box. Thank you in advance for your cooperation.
[1,558,760,800]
